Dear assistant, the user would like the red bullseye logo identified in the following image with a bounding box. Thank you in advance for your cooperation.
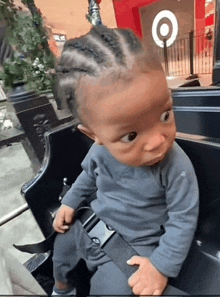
[152,10,179,48]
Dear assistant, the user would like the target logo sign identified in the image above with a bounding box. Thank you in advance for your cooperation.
[152,10,178,48]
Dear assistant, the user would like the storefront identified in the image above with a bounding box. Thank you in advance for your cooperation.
[112,0,214,52]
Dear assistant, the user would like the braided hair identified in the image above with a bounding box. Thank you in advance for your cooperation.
[55,25,163,123]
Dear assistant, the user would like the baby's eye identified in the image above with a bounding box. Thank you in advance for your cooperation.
[160,110,171,122]
[121,132,137,143]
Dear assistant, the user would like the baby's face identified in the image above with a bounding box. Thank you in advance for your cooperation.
[79,71,176,167]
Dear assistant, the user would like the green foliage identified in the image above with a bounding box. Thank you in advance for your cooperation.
[0,0,19,32]
[0,1,55,92]
[0,53,29,86]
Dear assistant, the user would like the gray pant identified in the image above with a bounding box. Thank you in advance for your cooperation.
[52,219,156,295]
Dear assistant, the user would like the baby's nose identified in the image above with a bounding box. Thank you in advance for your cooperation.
[144,133,166,151]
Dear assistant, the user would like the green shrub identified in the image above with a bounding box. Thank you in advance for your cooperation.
[0,1,55,92]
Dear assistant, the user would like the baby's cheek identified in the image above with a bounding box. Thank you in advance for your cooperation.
[108,145,142,166]
[118,154,141,167]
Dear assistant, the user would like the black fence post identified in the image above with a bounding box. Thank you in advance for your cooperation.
[163,39,169,76]
[187,30,198,79]
[212,0,220,85]
[0,23,14,66]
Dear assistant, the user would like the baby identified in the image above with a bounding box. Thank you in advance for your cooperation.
[52,25,199,296]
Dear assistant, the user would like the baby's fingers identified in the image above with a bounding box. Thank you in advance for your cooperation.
[54,223,70,233]
[153,289,163,295]
[53,215,68,233]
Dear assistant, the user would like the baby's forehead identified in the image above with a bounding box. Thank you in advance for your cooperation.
[90,71,163,98]
[81,68,133,91]
[78,71,133,114]
[81,67,165,100]
[80,70,169,126]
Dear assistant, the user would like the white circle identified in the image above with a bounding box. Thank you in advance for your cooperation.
[160,23,169,36]
[152,10,178,48]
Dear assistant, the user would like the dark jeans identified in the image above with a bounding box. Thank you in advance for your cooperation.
[52,220,185,296]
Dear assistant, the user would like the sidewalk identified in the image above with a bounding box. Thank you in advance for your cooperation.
[167,73,212,88]
[0,143,44,264]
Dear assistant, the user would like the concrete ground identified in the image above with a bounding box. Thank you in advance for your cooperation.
[0,73,213,267]
[167,73,212,88]
[0,143,44,264]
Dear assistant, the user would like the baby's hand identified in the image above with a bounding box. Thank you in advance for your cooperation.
[53,204,76,233]
[127,256,168,296]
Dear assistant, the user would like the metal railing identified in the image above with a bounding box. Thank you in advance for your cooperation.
[0,203,29,226]
[156,28,214,77]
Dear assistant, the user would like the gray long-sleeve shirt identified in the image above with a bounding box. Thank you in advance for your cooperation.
[62,142,199,278]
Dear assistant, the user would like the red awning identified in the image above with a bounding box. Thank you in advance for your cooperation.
[206,14,214,27]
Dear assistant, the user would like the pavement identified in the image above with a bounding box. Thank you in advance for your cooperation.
[167,73,212,88]
[0,73,213,266]
[0,143,44,264]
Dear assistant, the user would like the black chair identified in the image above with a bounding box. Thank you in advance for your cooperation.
[172,86,220,138]
[21,121,93,238]
[20,121,220,295]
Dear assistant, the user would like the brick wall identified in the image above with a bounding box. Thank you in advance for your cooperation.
[30,0,116,38]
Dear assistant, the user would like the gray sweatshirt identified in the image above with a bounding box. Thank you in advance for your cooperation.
[62,141,199,278]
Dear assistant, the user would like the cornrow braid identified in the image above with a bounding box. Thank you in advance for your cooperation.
[56,65,96,75]
[55,25,162,122]
[89,26,126,66]
[63,36,110,66]
[117,28,143,54]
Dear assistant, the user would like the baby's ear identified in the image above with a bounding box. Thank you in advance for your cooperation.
[77,124,103,145]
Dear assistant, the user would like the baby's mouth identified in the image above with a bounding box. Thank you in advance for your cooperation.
[149,150,168,166]
[142,156,163,167]
[150,140,174,166]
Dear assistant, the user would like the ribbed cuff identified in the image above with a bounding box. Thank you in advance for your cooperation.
[52,286,76,295]
[149,252,181,278]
